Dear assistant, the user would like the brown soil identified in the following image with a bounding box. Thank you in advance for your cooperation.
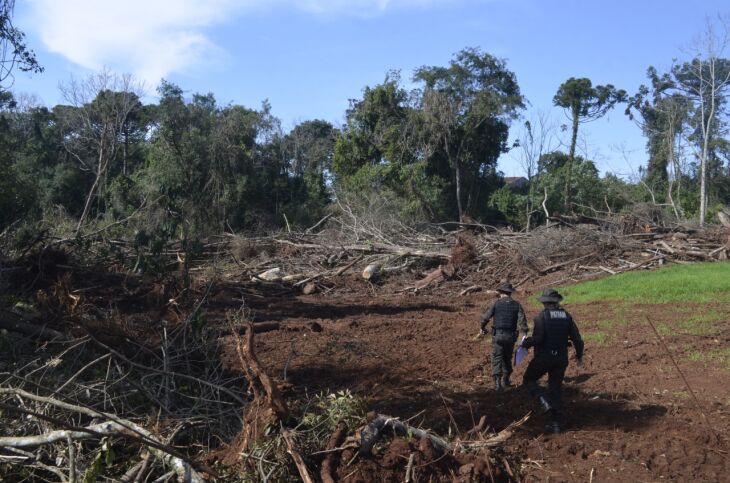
[6,252,729,482]
[212,274,730,482]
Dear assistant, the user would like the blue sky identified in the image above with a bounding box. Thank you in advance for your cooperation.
[11,0,730,177]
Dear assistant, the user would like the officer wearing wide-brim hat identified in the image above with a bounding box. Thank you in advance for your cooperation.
[521,288,584,433]
[477,281,529,391]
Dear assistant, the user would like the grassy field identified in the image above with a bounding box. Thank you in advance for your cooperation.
[554,262,730,304]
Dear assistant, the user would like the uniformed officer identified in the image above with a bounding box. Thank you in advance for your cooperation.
[521,288,584,433]
[478,282,528,391]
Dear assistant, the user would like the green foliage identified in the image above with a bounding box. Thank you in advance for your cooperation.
[488,185,526,226]
[335,50,524,222]
[0,0,44,91]
[553,77,626,209]
[581,331,608,345]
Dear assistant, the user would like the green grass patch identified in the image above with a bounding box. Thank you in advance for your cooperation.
[687,350,704,362]
[554,262,730,304]
[656,310,722,336]
[582,331,608,345]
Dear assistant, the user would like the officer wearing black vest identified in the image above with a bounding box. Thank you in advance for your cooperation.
[478,282,528,391]
[521,288,584,433]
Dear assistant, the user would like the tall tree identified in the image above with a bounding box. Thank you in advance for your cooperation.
[58,70,144,233]
[626,67,691,218]
[414,48,524,220]
[553,77,626,211]
[672,17,730,225]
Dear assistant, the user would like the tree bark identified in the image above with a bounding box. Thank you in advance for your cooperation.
[455,161,463,222]
[564,107,579,212]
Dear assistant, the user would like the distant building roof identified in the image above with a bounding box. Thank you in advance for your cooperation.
[504,176,528,189]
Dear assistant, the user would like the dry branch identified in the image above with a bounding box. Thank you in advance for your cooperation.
[321,422,348,483]
[359,415,451,455]
[282,430,315,483]
[457,413,530,450]
[0,389,205,483]
[274,239,451,261]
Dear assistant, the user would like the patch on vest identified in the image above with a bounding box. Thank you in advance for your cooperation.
[549,310,567,319]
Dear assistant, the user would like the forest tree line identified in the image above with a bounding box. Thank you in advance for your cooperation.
[2,25,730,246]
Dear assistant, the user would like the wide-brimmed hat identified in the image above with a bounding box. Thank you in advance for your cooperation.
[496,282,516,294]
[538,288,563,303]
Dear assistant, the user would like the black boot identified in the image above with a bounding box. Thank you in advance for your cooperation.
[502,374,512,387]
[494,376,503,392]
[538,395,552,413]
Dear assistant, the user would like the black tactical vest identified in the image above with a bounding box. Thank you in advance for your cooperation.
[539,309,572,357]
[492,298,521,331]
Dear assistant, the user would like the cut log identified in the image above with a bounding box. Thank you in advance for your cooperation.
[362,264,380,280]
[302,282,317,295]
[257,268,283,281]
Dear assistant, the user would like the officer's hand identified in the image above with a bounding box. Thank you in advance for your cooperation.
[575,358,584,368]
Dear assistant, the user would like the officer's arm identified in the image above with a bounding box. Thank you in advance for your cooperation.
[479,303,496,332]
[522,314,544,348]
[569,318,584,359]
[517,304,529,335]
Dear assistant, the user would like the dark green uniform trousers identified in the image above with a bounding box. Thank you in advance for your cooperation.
[491,330,517,377]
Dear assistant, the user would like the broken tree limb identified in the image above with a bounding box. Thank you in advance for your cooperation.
[457,413,530,451]
[321,421,348,483]
[415,267,444,290]
[0,390,205,483]
[459,285,482,296]
[359,415,452,456]
[282,430,315,483]
[538,253,596,275]
[305,213,333,233]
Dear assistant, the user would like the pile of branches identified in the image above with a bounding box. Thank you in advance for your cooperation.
[0,276,246,482]
[221,211,730,296]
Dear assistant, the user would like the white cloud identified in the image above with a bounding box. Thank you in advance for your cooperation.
[28,0,453,85]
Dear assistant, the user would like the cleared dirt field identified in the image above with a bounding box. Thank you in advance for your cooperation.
[213,275,730,482]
